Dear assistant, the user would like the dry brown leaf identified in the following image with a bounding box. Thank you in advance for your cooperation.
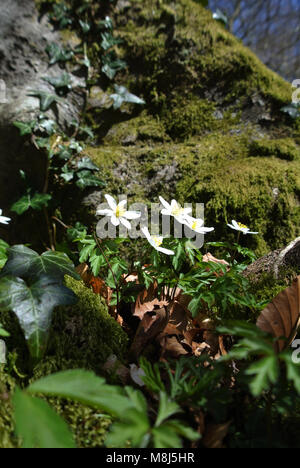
[129,307,170,360]
[203,252,230,268]
[203,421,231,448]
[158,334,190,358]
[134,282,169,320]
[256,275,300,352]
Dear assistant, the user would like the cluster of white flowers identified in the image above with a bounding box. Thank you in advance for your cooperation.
[97,195,214,256]
[97,195,258,256]
[0,209,10,225]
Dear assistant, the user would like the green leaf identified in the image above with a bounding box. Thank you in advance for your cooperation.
[246,356,279,396]
[282,354,300,393]
[110,85,145,110]
[101,32,122,51]
[155,392,181,427]
[75,170,105,189]
[76,157,99,171]
[0,275,78,360]
[0,239,9,269]
[0,322,10,337]
[28,370,133,417]
[1,245,80,281]
[13,388,75,448]
[46,43,73,65]
[28,91,60,112]
[43,73,72,94]
[11,192,52,215]
[14,120,36,136]
[281,104,300,119]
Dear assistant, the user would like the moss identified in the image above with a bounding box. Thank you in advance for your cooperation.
[103,111,170,145]
[0,370,19,448]
[88,129,300,256]
[117,0,292,126]
[247,267,298,310]
[250,138,300,161]
[45,277,129,372]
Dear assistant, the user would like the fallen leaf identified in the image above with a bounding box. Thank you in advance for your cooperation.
[203,421,231,448]
[203,252,230,268]
[134,282,169,320]
[256,276,300,352]
[129,306,169,360]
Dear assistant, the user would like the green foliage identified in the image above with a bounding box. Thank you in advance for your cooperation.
[11,192,52,215]
[45,43,74,65]
[110,85,145,110]
[0,245,79,360]
[24,369,199,448]
[0,322,9,337]
[13,387,75,448]
[28,91,61,111]
[0,239,9,269]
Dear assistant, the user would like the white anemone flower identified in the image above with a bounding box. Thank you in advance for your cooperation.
[184,216,214,234]
[142,226,174,255]
[0,210,11,225]
[96,194,141,230]
[159,196,192,224]
[227,220,258,235]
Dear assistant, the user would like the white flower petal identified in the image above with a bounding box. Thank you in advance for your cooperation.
[227,223,237,231]
[120,217,132,230]
[124,211,141,220]
[142,226,151,241]
[118,199,127,209]
[110,215,120,226]
[157,246,175,255]
[0,217,11,225]
[159,196,171,210]
[161,208,171,216]
[232,220,240,229]
[96,209,113,216]
[105,194,117,211]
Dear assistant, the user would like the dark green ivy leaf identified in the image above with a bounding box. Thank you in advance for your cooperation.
[0,275,77,359]
[11,193,52,215]
[1,245,80,281]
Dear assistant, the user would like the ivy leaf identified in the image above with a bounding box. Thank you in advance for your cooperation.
[79,20,91,34]
[97,16,113,31]
[1,245,80,281]
[0,275,77,359]
[11,193,52,215]
[43,73,72,94]
[28,91,60,112]
[13,388,75,448]
[110,85,145,110]
[76,157,99,171]
[102,55,127,80]
[75,170,105,189]
[14,120,36,136]
[213,9,229,27]
[46,43,74,65]
[281,104,300,119]
[101,32,122,51]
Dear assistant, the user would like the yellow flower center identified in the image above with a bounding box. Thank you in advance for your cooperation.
[115,205,126,218]
[152,236,163,247]
[191,220,198,230]
[238,222,248,229]
[171,205,184,217]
